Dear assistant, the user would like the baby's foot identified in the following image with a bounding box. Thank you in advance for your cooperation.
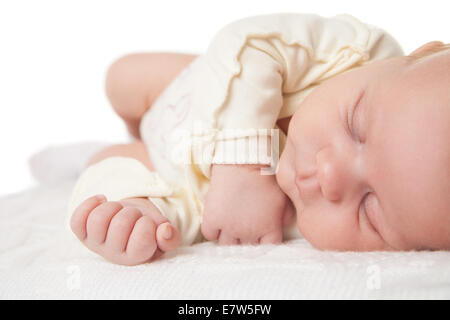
[70,195,180,266]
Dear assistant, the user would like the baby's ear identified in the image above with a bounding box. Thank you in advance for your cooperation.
[409,41,445,58]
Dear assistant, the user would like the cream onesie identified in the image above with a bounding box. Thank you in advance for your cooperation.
[67,13,404,245]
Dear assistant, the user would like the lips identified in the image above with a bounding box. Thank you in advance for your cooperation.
[277,143,310,215]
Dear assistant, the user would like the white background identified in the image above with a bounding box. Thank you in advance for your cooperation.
[0,0,448,196]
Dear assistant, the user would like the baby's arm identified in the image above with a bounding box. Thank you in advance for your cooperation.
[196,21,296,244]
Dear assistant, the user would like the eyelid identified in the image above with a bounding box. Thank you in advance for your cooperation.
[347,91,365,142]
[360,193,381,236]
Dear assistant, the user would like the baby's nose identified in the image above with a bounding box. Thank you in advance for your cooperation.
[295,171,321,201]
[315,147,360,202]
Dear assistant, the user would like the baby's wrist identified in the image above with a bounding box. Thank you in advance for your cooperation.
[211,163,270,175]
[209,164,276,185]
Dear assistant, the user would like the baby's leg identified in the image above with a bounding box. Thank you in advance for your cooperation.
[87,140,154,169]
[105,52,198,138]
[70,142,181,266]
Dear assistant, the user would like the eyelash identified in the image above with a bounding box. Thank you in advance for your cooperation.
[347,93,364,142]
[359,193,380,235]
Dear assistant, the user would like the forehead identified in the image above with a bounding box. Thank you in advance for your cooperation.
[367,54,450,248]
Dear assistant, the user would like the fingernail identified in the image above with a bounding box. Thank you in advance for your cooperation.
[163,224,173,240]
[96,194,106,202]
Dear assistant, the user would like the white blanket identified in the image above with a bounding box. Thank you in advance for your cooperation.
[1,143,450,299]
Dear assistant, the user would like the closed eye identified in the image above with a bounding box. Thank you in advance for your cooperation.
[347,91,365,142]
[359,193,382,237]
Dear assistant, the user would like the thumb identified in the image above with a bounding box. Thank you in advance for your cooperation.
[156,222,181,252]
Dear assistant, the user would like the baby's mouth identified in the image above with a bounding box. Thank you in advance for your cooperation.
[289,182,305,216]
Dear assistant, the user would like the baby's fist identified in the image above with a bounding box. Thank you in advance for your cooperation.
[201,164,292,245]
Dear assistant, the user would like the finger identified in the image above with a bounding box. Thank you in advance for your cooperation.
[86,201,123,245]
[120,199,168,225]
[139,205,168,225]
[105,207,143,252]
[201,223,221,241]
[125,215,158,262]
[149,248,164,262]
[156,222,181,252]
[259,231,283,244]
[218,232,240,246]
[239,237,259,245]
[70,195,106,240]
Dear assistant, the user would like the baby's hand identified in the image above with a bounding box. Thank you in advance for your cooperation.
[201,164,294,245]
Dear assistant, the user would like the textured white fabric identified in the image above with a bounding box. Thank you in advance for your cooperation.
[1,143,450,299]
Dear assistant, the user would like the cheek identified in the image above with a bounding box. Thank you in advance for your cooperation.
[298,204,361,250]
[276,142,296,195]
[291,106,338,155]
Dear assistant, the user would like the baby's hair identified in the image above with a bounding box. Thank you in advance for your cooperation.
[409,42,450,60]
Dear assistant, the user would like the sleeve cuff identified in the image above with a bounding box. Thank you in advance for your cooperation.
[211,129,278,165]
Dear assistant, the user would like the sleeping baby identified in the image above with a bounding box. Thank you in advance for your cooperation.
[67,13,450,265]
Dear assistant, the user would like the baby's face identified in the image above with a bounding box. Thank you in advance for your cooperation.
[277,47,450,251]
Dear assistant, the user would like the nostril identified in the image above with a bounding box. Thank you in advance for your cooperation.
[316,148,341,201]
[317,170,340,201]
[295,164,317,180]
[295,174,321,200]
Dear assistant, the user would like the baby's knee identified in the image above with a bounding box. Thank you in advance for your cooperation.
[87,144,129,166]
[105,54,131,97]
[105,54,146,118]
[87,142,152,170]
